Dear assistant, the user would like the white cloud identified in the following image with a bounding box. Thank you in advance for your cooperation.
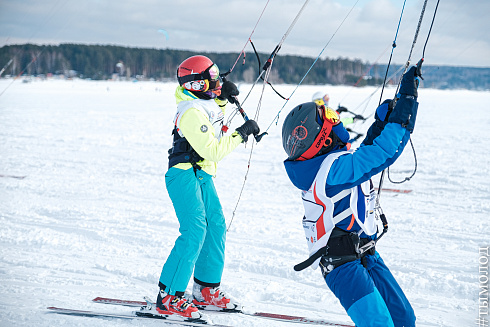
[1,0,489,67]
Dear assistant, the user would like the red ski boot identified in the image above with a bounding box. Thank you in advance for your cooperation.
[156,290,201,319]
[191,284,241,311]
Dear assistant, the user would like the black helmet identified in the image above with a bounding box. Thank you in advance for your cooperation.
[282,102,342,161]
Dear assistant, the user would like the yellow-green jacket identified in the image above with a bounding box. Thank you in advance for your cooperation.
[170,86,243,176]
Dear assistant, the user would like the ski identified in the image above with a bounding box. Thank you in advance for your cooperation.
[0,174,26,179]
[93,296,354,326]
[375,187,412,193]
[47,306,232,326]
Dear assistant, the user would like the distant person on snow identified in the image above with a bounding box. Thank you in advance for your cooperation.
[312,91,366,142]
[282,67,421,326]
[157,55,260,319]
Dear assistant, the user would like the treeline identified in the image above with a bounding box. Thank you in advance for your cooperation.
[0,43,380,85]
[1,43,489,90]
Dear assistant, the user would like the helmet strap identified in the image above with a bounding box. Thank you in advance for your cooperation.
[316,132,346,157]
[297,118,334,161]
[191,89,215,100]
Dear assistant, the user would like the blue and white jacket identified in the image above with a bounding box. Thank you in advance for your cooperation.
[284,121,412,268]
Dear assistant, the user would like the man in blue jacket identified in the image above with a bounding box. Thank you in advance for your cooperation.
[281,66,420,327]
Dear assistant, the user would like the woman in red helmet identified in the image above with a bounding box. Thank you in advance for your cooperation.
[156,55,259,320]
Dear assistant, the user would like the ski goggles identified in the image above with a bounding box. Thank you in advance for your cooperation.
[313,94,330,106]
[183,79,221,93]
[206,64,220,81]
[177,64,220,85]
[179,64,221,92]
[318,105,340,125]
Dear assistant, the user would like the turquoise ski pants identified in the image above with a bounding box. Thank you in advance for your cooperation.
[159,167,226,295]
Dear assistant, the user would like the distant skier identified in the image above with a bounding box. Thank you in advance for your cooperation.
[157,55,260,319]
[283,67,421,326]
[312,91,366,142]
[311,91,330,107]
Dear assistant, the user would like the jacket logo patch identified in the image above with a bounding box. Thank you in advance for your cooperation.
[200,125,208,133]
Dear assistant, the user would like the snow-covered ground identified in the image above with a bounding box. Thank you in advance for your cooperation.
[0,78,488,326]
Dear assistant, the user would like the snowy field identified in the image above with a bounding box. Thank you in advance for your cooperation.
[0,78,489,327]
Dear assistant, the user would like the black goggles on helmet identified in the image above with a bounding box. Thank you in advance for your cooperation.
[177,64,220,85]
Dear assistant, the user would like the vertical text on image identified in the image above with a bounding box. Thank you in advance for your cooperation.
[478,246,489,327]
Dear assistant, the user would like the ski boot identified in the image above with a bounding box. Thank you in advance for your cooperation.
[191,283,241,311]
[156,289,201,319]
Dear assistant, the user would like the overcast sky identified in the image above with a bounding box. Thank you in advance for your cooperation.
[1,0,489,68]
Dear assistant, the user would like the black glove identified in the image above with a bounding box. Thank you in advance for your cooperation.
[235,120,260,142]
[337,106,348,113]
[218,80,239,104]
[399,66,421,98]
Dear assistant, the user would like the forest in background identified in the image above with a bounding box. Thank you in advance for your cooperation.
[1,43,489,90]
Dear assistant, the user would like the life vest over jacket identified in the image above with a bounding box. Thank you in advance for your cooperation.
[173,96,225,140]
[285,121,414,270]
[301,150,377,269]
[168,86,243,176]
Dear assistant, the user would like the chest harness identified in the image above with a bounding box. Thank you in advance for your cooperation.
[293,151,378,277]
[168,98,224,171]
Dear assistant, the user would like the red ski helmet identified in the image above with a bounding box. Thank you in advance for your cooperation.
[282,102,343,161]
[177,55,221,93]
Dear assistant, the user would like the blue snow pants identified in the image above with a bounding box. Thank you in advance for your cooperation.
[324,252,415,327]
[159,167,226,295]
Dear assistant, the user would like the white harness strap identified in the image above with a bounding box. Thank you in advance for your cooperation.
[330,189,350,203]
[333,208,353,224]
